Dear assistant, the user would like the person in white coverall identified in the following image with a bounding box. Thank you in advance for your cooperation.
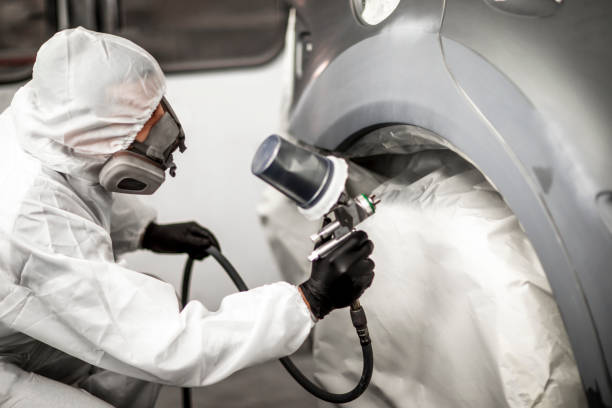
[0,27,375,407]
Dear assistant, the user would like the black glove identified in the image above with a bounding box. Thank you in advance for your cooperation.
[142,221,220,260]
[299,230,375,319]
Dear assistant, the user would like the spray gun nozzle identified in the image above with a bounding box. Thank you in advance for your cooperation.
[370,194,381,206]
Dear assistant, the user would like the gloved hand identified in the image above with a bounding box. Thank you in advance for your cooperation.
[142,221,220,260]
[299,230,375,319]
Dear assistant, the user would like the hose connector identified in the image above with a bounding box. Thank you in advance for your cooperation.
[350,301,371,346]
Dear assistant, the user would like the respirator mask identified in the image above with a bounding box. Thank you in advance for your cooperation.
[99,97,186,194]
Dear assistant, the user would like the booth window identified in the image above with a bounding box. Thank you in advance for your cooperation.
[0,0,288,84]
[117,0,288,72]
[0,0,55,84]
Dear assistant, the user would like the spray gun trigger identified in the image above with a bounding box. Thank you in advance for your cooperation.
[310,220,341,245]
[308,230,354,262]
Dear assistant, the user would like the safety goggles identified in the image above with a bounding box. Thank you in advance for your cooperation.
[128,96,187,177]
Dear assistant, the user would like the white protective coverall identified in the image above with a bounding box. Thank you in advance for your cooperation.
[0,27,312,407]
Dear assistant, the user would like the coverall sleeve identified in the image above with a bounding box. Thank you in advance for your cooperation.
[6,184,314,387]
[109,194,157,256]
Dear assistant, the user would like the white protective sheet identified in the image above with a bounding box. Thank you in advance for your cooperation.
[258,138,587,407]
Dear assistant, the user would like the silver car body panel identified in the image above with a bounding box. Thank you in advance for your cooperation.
[286,0,612,404]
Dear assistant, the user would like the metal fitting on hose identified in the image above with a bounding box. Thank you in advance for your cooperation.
[350,301,371,346]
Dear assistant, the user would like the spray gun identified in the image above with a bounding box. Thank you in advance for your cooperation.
[251,134,377,403]
[308,192,380,261]
[251,134,380,257]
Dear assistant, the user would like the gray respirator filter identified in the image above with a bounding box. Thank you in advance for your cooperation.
[99,151,166,195]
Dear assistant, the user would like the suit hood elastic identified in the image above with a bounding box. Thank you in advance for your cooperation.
[9,27,166,181]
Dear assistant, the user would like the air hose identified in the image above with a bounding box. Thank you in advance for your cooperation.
[180,246,373,407]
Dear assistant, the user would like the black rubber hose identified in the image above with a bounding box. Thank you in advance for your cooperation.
[206,247,248,291]
[180,247,373,406]
[181,257,195,308]
[181,386,191,408]
[279,343,373,404]
[180,257,194,408]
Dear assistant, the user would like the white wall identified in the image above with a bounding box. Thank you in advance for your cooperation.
[0,83,20,111]
[123,56,287,310]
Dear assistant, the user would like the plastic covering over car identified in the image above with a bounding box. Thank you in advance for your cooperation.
[258,126,587,407]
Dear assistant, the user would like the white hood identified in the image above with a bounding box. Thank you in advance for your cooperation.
[9,27,166,181]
